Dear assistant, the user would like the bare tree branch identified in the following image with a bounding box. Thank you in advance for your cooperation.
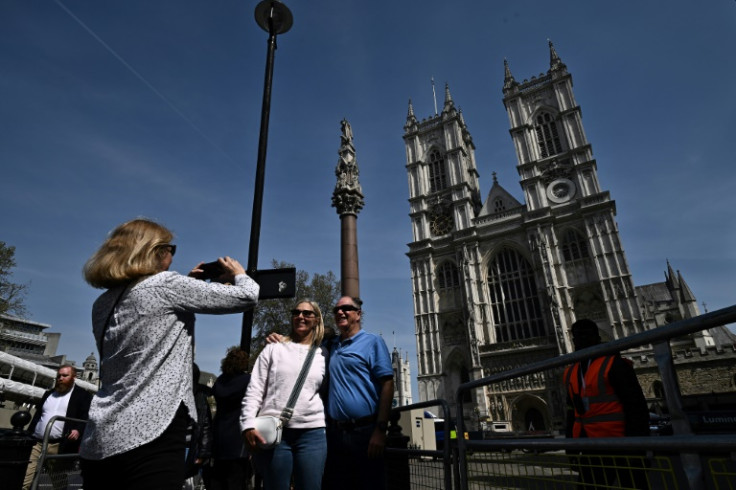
[0,241,29,317]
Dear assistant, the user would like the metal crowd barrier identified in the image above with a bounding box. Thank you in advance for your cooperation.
[30,415,85,490]
[386,399,453,490]
[453,304,736,490]
[462,435,736,490]
[383,417,736,490]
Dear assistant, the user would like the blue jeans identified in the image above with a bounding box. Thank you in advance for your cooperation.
[252,427,326,490]
[323,424,386,490]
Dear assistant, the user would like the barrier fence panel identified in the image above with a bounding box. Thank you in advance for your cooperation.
[708,457,736,490]
[386,447,452,490]
[452,305,736,490]
[461,437,736,490]
[384,428,736,489]
[33,453,83,490]
[462,449,682,490]
[30,415,85,490]
[386,399,455,489]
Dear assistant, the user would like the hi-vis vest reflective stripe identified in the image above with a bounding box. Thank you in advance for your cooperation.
[564,355,626,438]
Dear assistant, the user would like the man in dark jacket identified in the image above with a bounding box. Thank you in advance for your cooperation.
[564,319,650,489]
[23,364,93,490]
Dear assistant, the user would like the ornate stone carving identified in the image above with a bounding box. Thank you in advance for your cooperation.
[539,158,572,184]
[426,130,441,146]
[572,284,606,319]
[332,119,365,216]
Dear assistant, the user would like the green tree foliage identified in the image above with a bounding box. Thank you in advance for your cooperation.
[249,260,341,368]
[0,241,28,317]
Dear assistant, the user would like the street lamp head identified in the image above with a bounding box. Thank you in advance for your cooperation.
[255,0,293,35]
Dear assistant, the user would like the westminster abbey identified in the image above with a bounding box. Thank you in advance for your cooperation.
[403,42,736,432]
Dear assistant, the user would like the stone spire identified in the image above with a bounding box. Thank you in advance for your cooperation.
[332,119,364,216]
[332,119,364,298]
[548,39,567,73]
[503,58,517,89]
[442,82,455,113]
[502,58,519,94]
[677,270,696,303]
[405,98,418,130]
[665,259,680,290]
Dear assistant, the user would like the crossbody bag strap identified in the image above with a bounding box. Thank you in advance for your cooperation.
[97,284,130,375]
[279,344,318,424]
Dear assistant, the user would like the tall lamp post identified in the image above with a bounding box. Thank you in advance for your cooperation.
[240,0,294,354]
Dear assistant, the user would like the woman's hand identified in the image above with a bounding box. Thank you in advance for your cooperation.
[266,332,285,344]
[218,256,246,283]
[189,257,246,284]
[242,428,266,451]
[189,262,207,278]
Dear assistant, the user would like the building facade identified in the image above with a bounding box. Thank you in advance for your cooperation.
[403,43,735,432]
[392,347,413,409]
[0,314,100,404]
[0,313,63,369]
[80,352,100,386]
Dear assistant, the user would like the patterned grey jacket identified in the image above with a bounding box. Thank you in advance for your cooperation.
[80,271,259,460]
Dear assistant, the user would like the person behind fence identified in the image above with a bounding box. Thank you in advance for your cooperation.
[564,318,650,490]
[322,296,394,490]
[240,299,328,490]
[23,364,93,490]
[78,218,259,490]
[184,363,213,489]
[207,347,254,490]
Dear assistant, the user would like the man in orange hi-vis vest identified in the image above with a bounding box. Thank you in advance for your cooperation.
[564,319,650,489]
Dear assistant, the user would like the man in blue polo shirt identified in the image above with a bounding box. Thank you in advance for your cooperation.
[323,296,394,490]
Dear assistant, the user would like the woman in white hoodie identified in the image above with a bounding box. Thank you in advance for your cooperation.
[240,299,327,490]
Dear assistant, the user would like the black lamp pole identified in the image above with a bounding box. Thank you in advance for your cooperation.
[241,0,293,354]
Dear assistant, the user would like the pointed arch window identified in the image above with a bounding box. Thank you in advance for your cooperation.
[560,228,597,285]
[428,150,448,193]
[437,262,460,290]
[534,112,563,158]
[561,229,590,262]
[494,198,506,213]
[487,248,546,342]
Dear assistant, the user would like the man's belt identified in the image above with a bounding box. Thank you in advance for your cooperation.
[36,437,62,443]
[329,415,377,431]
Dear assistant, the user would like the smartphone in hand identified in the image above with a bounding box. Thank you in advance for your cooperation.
[195,261,225,281]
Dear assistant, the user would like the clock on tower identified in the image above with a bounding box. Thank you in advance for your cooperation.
[430,208,453,236]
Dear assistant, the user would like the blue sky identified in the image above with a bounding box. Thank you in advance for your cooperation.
[2,1,735,396]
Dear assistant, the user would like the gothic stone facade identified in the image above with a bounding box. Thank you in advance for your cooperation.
[403,43,735,432]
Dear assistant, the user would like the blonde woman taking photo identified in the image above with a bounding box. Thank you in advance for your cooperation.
[79,218,259,490]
